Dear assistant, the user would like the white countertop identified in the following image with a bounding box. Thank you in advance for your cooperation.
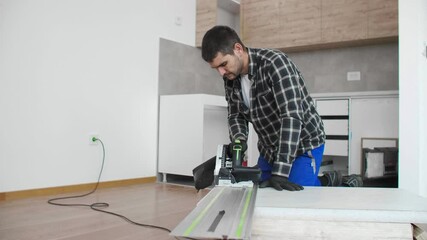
[311,90,398,99]
[254,187,427,224]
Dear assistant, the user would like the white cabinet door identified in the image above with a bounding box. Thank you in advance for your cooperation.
[158,94,229,177]
[323,119,348,136]
[349,97,399,174]
[314,93,399,175]
[324,140,349,156]
[316,99,349,115]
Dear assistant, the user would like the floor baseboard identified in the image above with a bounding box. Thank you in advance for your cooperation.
[0,176,157,201]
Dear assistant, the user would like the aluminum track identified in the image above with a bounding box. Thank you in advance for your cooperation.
[171,185,258,239]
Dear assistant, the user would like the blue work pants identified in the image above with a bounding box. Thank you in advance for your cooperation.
[257,144,325,186]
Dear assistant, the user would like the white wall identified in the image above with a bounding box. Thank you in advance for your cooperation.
[0,0,196,192]
[399,0,427,197]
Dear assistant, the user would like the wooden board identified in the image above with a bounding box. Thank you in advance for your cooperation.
[252,187,427,239]
[254,187,427,223]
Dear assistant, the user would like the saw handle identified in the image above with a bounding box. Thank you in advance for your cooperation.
[231,139,247,168]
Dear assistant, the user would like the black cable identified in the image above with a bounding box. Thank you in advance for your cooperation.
[47,138,192,239]
[47,138,106,207]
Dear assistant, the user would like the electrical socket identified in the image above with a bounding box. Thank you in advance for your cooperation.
[347,71,361,81]
[89,133,99,145]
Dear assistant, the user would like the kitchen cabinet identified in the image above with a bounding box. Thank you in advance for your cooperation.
[158,94,229,180]
[350,96,399,174]
[239,0,397,52]
[367,0,399,38]
[241,0,321,49]
[196,0,217,47]
[313,91,399,175]
[195,0,240,47]
[322,0,398,43]
[315,99,350,174]
[321,0,368,43]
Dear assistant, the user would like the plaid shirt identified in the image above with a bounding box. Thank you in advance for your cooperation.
[224,48,325,177]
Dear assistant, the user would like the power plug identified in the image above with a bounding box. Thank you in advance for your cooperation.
[89,134,100,145]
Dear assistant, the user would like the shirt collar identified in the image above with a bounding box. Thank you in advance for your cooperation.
[247,47,257,78]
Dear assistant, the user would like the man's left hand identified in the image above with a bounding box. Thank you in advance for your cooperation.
[259,175,304,191]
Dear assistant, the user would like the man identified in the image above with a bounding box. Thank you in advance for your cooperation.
[201,25,328,191]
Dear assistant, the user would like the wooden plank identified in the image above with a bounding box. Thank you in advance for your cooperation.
[253,187,427,239]
[255,187,427,224]
[252,219,412,239]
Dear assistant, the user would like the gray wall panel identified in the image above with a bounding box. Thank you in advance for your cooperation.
[159,38,224,96]
[159,39,398,95]
[288,43,398,94]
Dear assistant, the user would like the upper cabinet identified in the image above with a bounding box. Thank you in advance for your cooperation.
[241,0,322,49]
[321,0,398,43]
[196,0,217,48]
[238,0,398,51]
[367,0,399,39]
[321,0,369,43]
[196,0,397,51]
[196,0,240,48]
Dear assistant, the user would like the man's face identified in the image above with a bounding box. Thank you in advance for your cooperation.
[209,50,243,80]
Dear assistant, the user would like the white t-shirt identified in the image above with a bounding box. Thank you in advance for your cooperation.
[241,74,251,108]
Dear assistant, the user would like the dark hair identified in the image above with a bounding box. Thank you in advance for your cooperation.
[201,25,245,62]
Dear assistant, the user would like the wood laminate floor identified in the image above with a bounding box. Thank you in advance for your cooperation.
[0,183,209,240]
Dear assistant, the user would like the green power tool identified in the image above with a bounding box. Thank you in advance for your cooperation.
[192,140,260,190]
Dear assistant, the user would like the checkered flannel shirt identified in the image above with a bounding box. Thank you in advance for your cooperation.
[223,48,325,177]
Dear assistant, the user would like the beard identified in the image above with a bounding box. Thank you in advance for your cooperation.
[224,56,243,80]
[224,72,238,80]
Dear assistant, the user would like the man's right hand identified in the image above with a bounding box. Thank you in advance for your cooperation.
[228,140,247,156]
[259,175,304,191]
[228,139,248,167]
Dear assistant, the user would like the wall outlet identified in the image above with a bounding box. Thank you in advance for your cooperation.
[174,16,182,26]
[89,133,99,145]
[347,71,361,81]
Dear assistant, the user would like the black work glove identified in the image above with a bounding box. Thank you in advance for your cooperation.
[259,175,304,191]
